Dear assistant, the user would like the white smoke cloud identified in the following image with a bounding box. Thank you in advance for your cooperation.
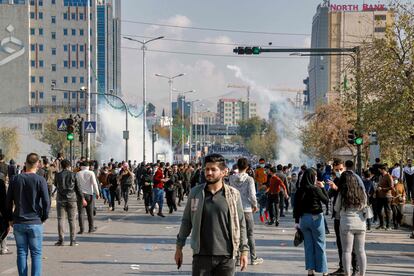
[226,65,307,165]
[97,106,172,163]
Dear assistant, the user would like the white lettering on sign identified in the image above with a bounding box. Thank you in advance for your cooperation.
[0,24,25,66]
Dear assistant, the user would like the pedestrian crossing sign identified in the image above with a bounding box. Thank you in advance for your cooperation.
[84,121,97,133]
[57,119,68,132]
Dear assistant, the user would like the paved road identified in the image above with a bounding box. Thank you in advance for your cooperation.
[1,197,413,276]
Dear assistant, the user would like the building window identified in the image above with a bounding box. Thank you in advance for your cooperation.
[30,44,35,51]
[39,76,44,83]
[51,16,56,24]
[63,12,68,20]
[31,76,35,83]
[71,13,76,20]
[71,107,76,113]
[51,64,56,72]
[80,77,84,84]
[375,27,386,32]
[79,29,84,36]
[29,123,42,131]
[31,60,35,67]
[72,45,76,52]
[38,28,43,35]
[31,92,35,99]
[80,91,84,98]
[64,76,68,83]
[51,48,56,55]
[30,12,35,19]
[72,77,76,83]
[51,32,56,40]
[39,92,44,99]
[71,61,76,67]
[64,92,68,99]
[38,0,43,6]
[39,60,44,67]
[72,92,76,98]
[30,0,34,5]
[52,0,56,4]
[52,95,56,102]
[71,29,76,36]
[38,12,43,19]
[79,13,84,20]
[79,61,84,68]
[64,45,68,52]
[375,15,387,21]
[63,28,68,36]
[79,45,84,52]
[30,28,35,35]
[63,61,68,67]
[39,44,44,51]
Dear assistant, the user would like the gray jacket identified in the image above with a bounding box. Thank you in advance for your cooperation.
[229,173,257,212]
[176,183,249,257]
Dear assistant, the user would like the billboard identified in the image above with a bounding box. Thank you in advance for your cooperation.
[0,4,29,113]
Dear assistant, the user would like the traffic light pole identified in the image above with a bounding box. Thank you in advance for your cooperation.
[234,46,363,174]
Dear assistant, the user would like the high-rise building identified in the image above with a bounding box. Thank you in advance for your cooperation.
[216,98,257,125]
[307,1,392,111]
[172,95,191,118]
[0,0,121,161]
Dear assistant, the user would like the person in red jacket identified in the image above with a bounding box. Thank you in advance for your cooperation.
[267,167,288,226]
[149,162,169,217]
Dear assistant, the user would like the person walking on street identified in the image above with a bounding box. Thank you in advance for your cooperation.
[0,154,9,184]
[54,159,86,246]
[391,179,406,229]
[376,164,394,230]
[150,162,168,217]
[76,161,100,234]
[165,164,179,214]
[6,153,50,276]
[293,168,329,276]
[0,170,11,255]
[108,167,120,211]
[267,167,288,227]
[175,154,249,275]
[118,163,134,212]
[255,158,267,192]
[142,164,153,213]
[230,157,263,266]
[403,159,414,201]
[276,164,289,217]
[334,171,368,276]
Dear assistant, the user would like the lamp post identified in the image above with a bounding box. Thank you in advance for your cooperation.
[123,36,164,163]
[172,89,195,162]
[189,99,200,162]
[154,73,186,156]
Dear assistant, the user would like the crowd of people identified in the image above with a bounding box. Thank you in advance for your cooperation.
[1,151,414,276]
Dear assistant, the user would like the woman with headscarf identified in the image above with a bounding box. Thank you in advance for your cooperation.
[293,168,329,276]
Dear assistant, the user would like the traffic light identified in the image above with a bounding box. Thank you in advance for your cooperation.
[79,118,84,143]
[354,133,363,145]
[233,46,261,55]
[66,118,74,141]
[348,129,355,145]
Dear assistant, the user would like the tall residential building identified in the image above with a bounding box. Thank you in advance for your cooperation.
[172,95,191,118]
[0,0,121,161]
[307,1,391,111]
[216,98,257,126]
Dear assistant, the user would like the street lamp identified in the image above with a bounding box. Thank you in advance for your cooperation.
[154,73,186,155]
[123,35,164,163]
[173,89,195,161]
[189,99,200,162]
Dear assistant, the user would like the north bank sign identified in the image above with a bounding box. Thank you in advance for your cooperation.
[330,3,387,12]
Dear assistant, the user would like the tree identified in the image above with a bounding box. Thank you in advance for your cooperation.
[337,2,414,163]
[238,116,266,140]
[300,103,354,162]
[0,127,20,160]
[39,115,70,157]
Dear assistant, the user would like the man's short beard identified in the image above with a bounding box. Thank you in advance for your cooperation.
[206,177,221,185]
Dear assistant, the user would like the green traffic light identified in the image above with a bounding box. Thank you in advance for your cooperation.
[252,47,261,55]
[67,133,74,141]
[355,137,363,145]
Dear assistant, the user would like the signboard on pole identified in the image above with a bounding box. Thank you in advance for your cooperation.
[84,121,96,133]
[57,119,68,132]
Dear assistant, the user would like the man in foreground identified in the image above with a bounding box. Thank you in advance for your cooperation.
[175,154,249,275]
[6,153,50,276]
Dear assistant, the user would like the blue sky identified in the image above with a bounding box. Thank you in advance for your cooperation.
[120,0,392,116]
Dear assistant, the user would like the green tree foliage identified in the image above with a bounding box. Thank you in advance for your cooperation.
[0,127,20,160]
[237,117,278,160]
[343,2,414,162]
[39,115,70,157]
